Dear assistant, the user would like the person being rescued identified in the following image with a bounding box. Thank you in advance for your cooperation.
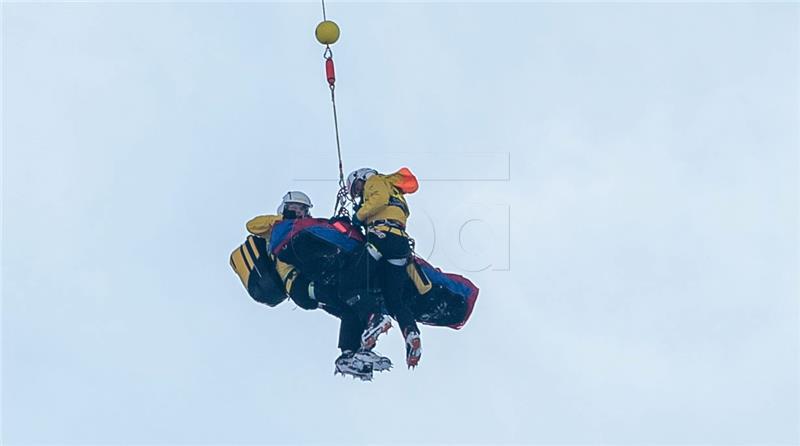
[347,167,423,368]
[229,191,391,380]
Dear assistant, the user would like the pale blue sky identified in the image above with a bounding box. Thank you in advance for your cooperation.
[2,2,798,445]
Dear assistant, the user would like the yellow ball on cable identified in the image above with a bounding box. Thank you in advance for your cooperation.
[315,20,340,45]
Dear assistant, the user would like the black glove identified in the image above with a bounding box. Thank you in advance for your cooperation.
[351,213,363,228]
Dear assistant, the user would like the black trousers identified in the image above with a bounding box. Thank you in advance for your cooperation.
[289,272,365,353]
[334,306,365,353]
[366,229,419,334]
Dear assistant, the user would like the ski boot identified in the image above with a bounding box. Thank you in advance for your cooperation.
[360,313,392,350]
[354,349,393,372]
[334,350,373,381]
[404,328,422,368]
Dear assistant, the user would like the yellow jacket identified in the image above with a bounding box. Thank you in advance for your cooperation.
[275,259,298,289]
[246,214,283,238]
[245,214,299,292]
[355,174,412,226]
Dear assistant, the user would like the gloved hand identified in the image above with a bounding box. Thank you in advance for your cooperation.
[351,213,363,228]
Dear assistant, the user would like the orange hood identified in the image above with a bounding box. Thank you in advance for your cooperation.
[385,167,418,194]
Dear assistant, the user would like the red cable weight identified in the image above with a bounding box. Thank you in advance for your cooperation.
[325,57,336,86]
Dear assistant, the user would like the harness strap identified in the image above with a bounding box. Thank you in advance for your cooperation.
[369,219,405,230]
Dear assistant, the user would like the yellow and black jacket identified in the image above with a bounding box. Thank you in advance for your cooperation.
[230,233,286,307]
[356,169,418,229]
[231,214,308,306]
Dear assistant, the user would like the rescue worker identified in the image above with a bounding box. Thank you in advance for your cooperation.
[347,167,423,368]
[244,191,390,379]
[245,191,316,305]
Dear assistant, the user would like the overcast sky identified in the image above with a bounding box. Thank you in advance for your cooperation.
[2,2,798,445]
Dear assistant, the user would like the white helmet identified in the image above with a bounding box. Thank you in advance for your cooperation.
[277,191,313,214]
[346,168,377,197]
